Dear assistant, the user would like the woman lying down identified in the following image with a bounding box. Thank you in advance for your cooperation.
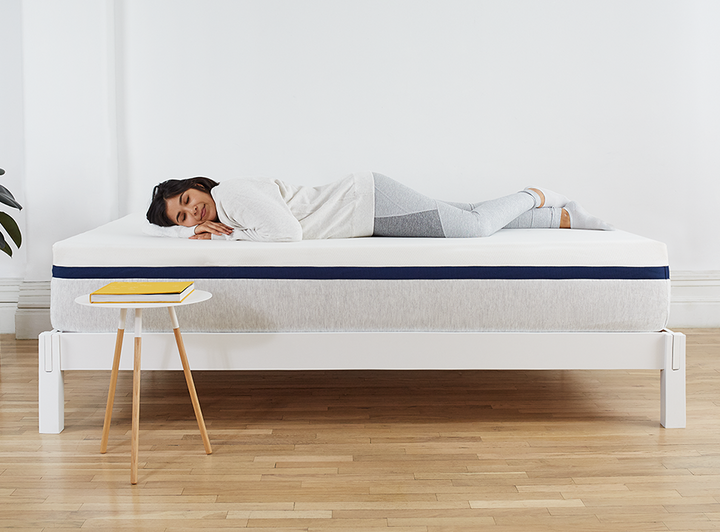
[145,172,613,242]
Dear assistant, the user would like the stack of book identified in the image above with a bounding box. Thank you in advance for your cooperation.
[90,281,195,304]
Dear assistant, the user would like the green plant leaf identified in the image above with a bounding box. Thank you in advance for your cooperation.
[0,184,22,210]
[0,232,12,257]
[0,212,22,248]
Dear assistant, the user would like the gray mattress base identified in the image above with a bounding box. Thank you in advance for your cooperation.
[51,277,670,333]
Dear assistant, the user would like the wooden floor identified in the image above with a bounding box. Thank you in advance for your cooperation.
[1,330,719,531]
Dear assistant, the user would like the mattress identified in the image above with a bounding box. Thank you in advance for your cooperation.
[51,213,670,333]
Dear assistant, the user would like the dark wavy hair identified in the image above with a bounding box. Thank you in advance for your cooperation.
[146,176,220,227]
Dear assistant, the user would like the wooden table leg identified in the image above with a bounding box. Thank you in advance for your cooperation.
[101,308,127,454]
[168,307,212,455]
[130,309,142,485]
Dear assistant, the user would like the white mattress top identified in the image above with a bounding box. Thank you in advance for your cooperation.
[52,212,668,268]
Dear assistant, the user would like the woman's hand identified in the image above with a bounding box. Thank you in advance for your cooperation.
[190,220,233,239]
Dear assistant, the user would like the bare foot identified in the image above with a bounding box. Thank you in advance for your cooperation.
[561,208,570,228]
[527,188,545,208]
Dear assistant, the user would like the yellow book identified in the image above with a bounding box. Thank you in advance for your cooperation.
[90,281,195,304]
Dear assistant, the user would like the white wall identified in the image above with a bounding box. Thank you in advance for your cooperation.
[0,0,27,277]
[118,0,719,271]
[0,0,27,332]
[3,0,719,334]
[22,0,119,281]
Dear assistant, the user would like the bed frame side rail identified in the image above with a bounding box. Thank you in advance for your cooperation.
[38,329,686,433]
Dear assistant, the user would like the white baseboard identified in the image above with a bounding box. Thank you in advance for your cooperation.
[1,272,719,336]
[0,279,21,334]
[667,271,720,328]
[0,304,18,334]
[14,280,52,339]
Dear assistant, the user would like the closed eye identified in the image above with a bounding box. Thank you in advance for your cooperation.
[176,193,186,224]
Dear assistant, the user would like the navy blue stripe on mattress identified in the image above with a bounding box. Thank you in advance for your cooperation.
[53,265,670,281]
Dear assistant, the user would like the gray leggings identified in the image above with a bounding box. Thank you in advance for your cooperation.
[372,173,561,238]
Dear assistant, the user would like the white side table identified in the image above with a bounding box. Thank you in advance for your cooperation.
[75,290,213,485]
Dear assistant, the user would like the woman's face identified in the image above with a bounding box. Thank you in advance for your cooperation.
[165,187,218,227]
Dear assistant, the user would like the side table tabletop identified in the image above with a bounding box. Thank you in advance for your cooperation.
[75,290,213,485]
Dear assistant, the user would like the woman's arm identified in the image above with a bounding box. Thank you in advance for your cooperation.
[190,220,234,239]
[212,179,303,242]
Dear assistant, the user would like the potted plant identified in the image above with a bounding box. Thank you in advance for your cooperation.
[0,167,23,257]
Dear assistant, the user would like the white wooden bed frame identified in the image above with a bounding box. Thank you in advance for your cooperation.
[38,328,686,433]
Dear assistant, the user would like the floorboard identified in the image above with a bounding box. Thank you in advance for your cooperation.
[1,329,718,531]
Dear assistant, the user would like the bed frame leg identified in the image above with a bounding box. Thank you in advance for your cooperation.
[661,329,686,428]
[38,330,65,434]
